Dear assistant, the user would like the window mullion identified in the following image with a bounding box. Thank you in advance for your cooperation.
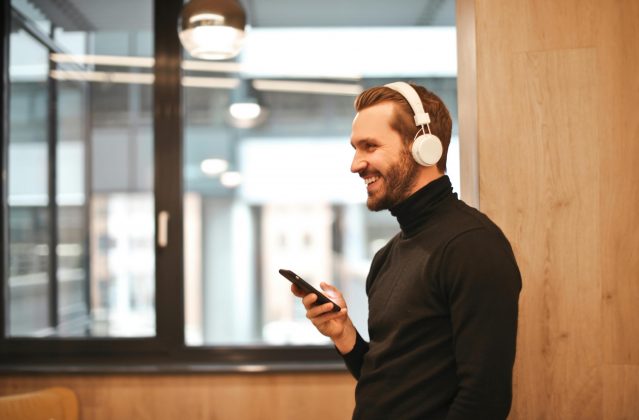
[153,0,185,349]
[46,28,59,332]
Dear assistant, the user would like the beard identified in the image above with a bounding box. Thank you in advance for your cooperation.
[367,148,420,211]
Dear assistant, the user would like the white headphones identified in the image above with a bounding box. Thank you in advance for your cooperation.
[384,82,443,167]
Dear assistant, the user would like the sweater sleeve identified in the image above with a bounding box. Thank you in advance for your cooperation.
[440,228,521,420]
[339,329,369,379]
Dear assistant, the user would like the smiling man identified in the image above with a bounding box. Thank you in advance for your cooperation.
[291,82,522,420]
[351,99,423,211]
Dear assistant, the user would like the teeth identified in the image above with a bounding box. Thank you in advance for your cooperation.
[364,176,379,185]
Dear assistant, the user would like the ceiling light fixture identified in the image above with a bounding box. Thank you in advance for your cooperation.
[200,158,229,176]
[227,79,267,128]
[182,76,239,89]
[220,171,242,188]
[229,102,261,120]
[252,79,363,96]
[179,0,247,60]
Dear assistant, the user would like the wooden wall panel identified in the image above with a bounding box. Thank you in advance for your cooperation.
[481,45,603,420]
[599,0,639,366]
[455,0,479,207]
[474,0,596,54]
[515,48,602,420]
[0,373,356,420]
[604,365,639,420]
[460,0,639,418]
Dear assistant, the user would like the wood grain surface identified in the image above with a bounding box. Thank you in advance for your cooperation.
[458,0,639,418]
[0,373,356,420]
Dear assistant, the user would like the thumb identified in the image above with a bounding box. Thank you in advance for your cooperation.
[320,282,339,295]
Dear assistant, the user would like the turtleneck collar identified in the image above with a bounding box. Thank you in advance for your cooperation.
[389,175,454,236]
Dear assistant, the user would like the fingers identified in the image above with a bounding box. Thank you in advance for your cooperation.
[320,282,343,300]
[301,293,318,310]
[320,282,338,293]
[307,307,348,326]
[292,282,347,325]
[319,282,346,308]
[290,284,305,297]
[305,300,334,318]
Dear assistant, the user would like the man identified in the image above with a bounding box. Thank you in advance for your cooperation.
[291,82,521,419]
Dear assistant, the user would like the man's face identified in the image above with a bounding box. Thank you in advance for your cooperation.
[350,102,420,211]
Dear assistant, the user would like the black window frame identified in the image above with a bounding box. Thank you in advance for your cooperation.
[0,0,344,372]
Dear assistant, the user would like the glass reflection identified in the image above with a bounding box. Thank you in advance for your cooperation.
[7,0,155,337]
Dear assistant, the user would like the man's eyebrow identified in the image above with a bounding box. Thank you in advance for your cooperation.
[351,137,376,148]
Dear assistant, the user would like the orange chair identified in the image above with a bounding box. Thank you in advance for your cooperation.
[0,386,79,420]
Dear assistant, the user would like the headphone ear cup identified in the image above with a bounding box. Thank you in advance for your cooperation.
[411,133,443,167]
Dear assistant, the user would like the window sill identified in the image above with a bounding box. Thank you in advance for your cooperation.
[0,361,347,375]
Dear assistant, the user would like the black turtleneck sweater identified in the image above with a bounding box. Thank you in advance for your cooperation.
[341,176,521,420]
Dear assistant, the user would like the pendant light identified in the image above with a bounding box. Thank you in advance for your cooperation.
[179,0,247,60]
[227,79,268,128]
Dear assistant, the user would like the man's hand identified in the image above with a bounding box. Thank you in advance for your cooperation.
[291,282,357,354]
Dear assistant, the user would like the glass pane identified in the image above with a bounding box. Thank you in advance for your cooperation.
[56,84,87,335]
[12,0,52,34]
[7,29,51,336]
[182,25,460,346]
[7,0,154,337]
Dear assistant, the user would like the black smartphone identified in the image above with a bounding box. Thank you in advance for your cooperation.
[279,269,341,313]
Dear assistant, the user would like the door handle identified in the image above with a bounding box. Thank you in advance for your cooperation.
[158,211,170,248]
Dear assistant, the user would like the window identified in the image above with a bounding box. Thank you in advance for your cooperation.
[1,0,459,368]
[4,0,154,339]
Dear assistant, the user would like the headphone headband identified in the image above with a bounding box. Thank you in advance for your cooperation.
[384,82,431,126]
[384,81,443,167]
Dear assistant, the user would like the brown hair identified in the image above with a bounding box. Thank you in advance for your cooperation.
[354,83,452,173]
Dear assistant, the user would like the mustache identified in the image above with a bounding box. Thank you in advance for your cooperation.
[359,171,382,178]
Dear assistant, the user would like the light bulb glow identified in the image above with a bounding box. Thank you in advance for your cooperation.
[229,102,262,120]
[189,13,225,25]
[220,171,242,188]
[179,26,245,60]
[200,159,229,176]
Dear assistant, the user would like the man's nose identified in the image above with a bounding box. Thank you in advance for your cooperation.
[351,154,367,174]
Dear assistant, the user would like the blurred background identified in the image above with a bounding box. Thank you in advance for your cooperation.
[6,0,459,346]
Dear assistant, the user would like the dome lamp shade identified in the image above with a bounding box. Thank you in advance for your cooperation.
[179,0,247,60]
